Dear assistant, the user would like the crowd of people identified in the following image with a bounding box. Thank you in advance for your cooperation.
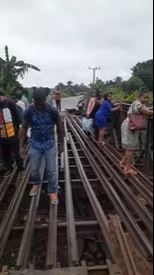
[0,85,153,206]
[0,87,63,205]
[80,88,153,176]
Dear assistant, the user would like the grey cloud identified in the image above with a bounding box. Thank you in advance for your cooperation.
[0,0,153,87]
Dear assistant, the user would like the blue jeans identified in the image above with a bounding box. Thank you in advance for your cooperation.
[29,145,57,194]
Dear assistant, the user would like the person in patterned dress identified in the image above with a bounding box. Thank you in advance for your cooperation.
[120,89,153,175]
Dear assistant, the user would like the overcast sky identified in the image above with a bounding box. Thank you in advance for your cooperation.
[0,0,153,87]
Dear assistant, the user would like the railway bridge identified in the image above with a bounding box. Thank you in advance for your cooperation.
[0,115,153,275]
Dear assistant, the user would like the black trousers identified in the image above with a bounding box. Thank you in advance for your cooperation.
[55,100,61,112]
[0,139,23,170]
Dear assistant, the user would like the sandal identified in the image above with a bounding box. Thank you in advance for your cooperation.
[49,193,59,206]
[98,141,106,146]
[29,185,39,197]
[124,168,137,175]
[119,161,125,168]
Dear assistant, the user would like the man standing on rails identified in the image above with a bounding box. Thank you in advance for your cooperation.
[20,88,64,205]
[54,88,62,112]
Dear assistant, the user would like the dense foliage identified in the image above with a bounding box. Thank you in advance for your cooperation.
[131,60,153,91]
[0,46,40,95]
[0,45,153,104]
[55,60,153,103]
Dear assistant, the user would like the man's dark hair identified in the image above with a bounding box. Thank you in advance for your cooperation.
[23,88,28,96]
[11,87,23,100]
[95,89,101,99]
[33,87,47,101]
[44,87,50,96]
[139,87,149,97]
[11,93,22,101]
[92,89,101,100]
[11,85,24,92]
[103,92,113,100]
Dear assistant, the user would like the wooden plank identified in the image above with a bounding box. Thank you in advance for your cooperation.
[6,267,88,275]
[3,265,120,275]
[50,267,88,275]
[88,265,108,270]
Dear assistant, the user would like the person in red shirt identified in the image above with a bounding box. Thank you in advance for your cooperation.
[54,89,61,112]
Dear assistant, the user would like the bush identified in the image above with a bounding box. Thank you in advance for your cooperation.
[125,91,139,103]
[111,87,126,102]
[111,88,153,104]
[61,90,74,98]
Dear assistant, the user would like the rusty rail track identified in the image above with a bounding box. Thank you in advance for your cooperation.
[0,114,153,275]
[67,116,153,257]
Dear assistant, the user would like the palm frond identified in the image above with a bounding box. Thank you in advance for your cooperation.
[15,60,25,67]
[0,57,5,64]
[15,61,40,72]
[9,56,17,67]
[5,46,9,62]
[15,67,28,79]
[0,46,41,95]
[25,63,40,71]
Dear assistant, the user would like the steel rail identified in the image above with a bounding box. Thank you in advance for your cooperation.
[0,164,30,258]
[46,137,59,269]
[73,116,153,209]
[16,161,45,269]
[67,117,153,257]
[46,204,58,269]
[0,167,17,203]
[71,117,153,235]
[106,143,153,192]
[104,145,153,205]
[105,145,153,207]
[68,132,114,260]
[112,215,139,275]
[64,136,79,267]
[74,115,153,207]
[0,146,30,203]
[74,115,153,195]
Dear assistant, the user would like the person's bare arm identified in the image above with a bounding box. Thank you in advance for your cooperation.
[113,102,120,107]
[111,105,122,112]
[140,106,153,116]
[86,98,94,117]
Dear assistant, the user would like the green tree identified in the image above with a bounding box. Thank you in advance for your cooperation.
[114,76,123,85]
[56,82,66,90]
[131,60,153,90]
[0,46,40,95]
[124,76,143,93]
[67,81,73,86]
[89,78,104,92]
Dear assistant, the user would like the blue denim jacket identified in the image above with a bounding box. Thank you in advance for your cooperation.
[23,104,59,152]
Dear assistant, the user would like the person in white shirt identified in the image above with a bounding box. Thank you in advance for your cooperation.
[20,89,30,109]
[10,88,26,119]
[17,100,26,112]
